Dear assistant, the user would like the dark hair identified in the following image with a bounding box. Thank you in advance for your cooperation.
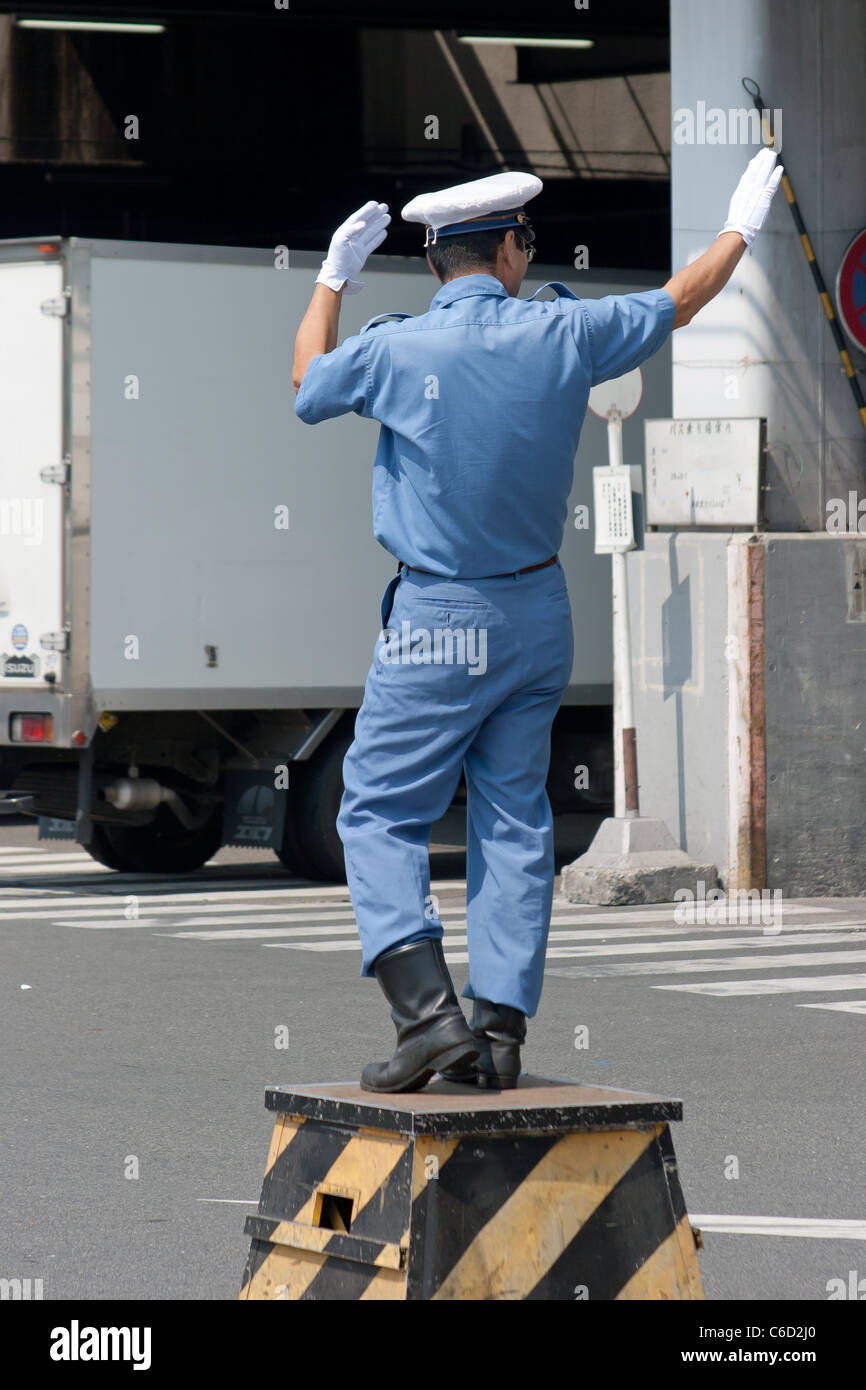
[426,226,511,282]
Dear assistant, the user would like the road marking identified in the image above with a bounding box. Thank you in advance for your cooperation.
[7,896,861,934]
[0,878,355,900]
[0,853,100,866]
[265,941,362,952]
[163,924,368,940]
[799,1000,866,1015]
[37,904,361,922]
[0,861,115,876]
[52,920,164,929]
[195,1198,259,1205]
[0,859,843,912]
[533,931,866,957]
[690,1215,866,1240]
[0,897,87,909]
[546,920,866,938]
[162,923,466,941]
[656,973,866,996]
[545,947,866,977]
[554,904,841,922]
[446,937,866,967]
[64,915,361,932]
[39,900,459,922]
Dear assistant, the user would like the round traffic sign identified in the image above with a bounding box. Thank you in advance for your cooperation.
[836,229,866,353]
[587,367,643,421]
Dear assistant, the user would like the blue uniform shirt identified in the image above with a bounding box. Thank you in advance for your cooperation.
[295,273,675,578]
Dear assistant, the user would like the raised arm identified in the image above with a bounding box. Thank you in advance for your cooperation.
[292,199,390,392]
[663,232,748,329]
[292,283,343,392]
[663,147,783,329]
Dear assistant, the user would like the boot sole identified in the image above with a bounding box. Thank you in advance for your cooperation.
[476,1074,520,1090]
[360,1042,479,1094]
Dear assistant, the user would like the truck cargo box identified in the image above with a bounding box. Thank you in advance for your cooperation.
[0,236,670,876]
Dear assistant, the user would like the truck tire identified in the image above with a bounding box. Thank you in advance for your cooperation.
[294,725,353,882]
[274,762,322,881]
[275,725,353,882]
[547,712,614,814]
[85,824,129,871]
[83,806,224,875]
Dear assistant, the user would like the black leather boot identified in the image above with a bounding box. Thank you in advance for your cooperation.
[360,938,479,1093]
[439,998,527,1090]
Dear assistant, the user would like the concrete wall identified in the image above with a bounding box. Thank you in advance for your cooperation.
[628,533,866,896]
[764,535,866,895]
[626,534,729,872]
[636,1,866,897]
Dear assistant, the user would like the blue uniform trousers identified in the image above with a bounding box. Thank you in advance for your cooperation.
[337,559,574,1018]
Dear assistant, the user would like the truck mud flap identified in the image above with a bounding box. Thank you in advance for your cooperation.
[39,815,77,839]
[223,770,288,850]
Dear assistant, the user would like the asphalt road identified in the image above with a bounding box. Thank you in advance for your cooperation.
[1,817,864,1302]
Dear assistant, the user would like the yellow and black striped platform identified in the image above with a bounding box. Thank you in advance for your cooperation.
[239,1076,704,1301]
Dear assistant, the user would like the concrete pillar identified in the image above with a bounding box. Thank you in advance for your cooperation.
[670,0,866,527]
[563,2,866,902]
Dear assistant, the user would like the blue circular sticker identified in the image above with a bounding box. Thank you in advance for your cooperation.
[11,623,28,650]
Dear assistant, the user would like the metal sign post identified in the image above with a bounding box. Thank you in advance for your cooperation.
[560,372,719,906]
[589,368,641,818]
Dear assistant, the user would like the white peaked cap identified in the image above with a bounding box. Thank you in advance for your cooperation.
[401,171,543,243]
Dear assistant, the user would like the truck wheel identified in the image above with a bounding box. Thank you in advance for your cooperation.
[85,824,129,871]
[274,762,322,880]
[297,724,354,882]
[83,806,223,874]
[547,714,614,814]
[276,725,353,883]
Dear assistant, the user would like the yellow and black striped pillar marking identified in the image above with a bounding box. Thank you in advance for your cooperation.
[239,1112,414,1300]
[239,1077,704,1301]
[744,79,866,435]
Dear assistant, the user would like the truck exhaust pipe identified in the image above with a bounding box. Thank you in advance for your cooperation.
[103,777,202,830]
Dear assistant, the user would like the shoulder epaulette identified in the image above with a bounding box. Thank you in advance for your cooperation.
[524,281,580,302]
[360,311,415,334]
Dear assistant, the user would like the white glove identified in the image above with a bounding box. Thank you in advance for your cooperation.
[316,200,390,294]
[717,147,784,248]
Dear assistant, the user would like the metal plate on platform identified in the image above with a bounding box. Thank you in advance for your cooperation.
[263,1075,683,1136]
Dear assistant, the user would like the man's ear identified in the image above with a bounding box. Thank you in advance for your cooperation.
[426,252,441,281]
[494,233,513,273]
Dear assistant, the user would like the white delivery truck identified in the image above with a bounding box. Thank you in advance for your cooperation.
[0,236,670,878]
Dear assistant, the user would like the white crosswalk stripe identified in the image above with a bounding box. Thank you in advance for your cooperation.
[799,1000,866,1015]
[543,947,866,976]
[688,1215,866,1240]
[2,845,866,1016]
[0,859,116,875]
[657,974,866,997]
[0,853,103,866]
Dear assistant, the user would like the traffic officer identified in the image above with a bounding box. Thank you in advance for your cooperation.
[292,151,783,1094]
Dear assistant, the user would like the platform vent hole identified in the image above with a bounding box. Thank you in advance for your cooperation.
[315,1193,353,1233]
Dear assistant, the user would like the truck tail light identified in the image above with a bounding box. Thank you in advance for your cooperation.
[10,714,54,743]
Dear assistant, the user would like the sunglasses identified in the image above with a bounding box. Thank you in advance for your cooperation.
[514,222,536,262]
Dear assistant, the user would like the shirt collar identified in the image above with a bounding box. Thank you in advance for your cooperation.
[428,272,509,309]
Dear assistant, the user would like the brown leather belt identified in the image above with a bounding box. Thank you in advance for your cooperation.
[401,555,557,579]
